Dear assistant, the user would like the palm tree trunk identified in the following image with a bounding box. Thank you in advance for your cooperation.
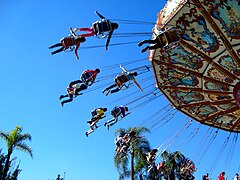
[139,172,142,180]
[2,148,12,180]
[130,147,134,180]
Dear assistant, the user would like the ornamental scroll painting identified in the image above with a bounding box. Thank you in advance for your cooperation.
[151,0,240,132]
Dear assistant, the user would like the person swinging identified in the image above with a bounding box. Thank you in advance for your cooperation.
[102,65,143,96]
[59,80,88,107]
[85,107,107,137]
[80,68,100,86]
[146,149,158,173]
[104,105,129,129]
[59,68,100,106]
[73,11,119,50]
[138,28,180,53]
[49,28,86,59]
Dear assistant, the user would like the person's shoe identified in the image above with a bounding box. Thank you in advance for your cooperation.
[61,102,64,107]
[104,122,107,126]
[106,91,111,96]
[48,46,53,49]
[85,132,88,137]
[59,95,64,100]
[107,125,110,130]
[141,47,149,53]
[95,125,98,129]
[102,89,106,94]
[138,41,144,47]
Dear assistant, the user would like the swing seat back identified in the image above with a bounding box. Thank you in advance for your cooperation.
[111,107,121,118]
[93,19,112,35]
[61,36,75,49]
[81,72,92,85]
[163,29,180,46]
[91,109,97,117]
[114,74,129,89]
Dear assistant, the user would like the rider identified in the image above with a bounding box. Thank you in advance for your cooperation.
[49,27,86,59]
[114,132,126,155]
[59,80,88,106]
[146,149,158,172]
[138,28,180,53]
[104,105,129,129]
[80,68,100,86]
[85,107,107,137]
[116,130,140,157]
[73,11,119,50]
[102,65,143,96]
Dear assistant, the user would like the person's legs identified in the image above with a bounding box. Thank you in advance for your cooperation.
[138,39,156,47]
[59,94,68,100]
[148,44,163,50]
[49,43,62,49]
[103,84,117,93]
[108,119,117,129]
[109,87,120,94]
[79,28,95,37]
[75,84,88,94]
[61,94,73,106]
[85,122,96,137]
[105,118,116,125]
[69,80,83,87]
[85,129,93,137]
[141,46,150,53]
[51,47,64,55]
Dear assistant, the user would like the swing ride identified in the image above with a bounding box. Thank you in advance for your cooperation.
[149,0,240,132]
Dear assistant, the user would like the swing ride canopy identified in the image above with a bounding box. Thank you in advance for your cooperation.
[150,0,240,132]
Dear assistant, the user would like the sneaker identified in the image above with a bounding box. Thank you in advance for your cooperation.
[85,132,88,137]
[104,122,107,126]
[106,91,111,96]
[141,47,149,53]
[102,89,106,94]
[61,102,64,107]
[138,41,144,47]
[107,125,110,130]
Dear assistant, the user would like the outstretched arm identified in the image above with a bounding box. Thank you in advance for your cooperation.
[132,78,143,92]
[105,30,113,50]
[95,11,105,19]
[69,80,82,87]
[119,64,127,73]
[74,42,80,60]
[70,27,77,37]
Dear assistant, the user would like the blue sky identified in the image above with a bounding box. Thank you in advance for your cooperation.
[0,1,239,180]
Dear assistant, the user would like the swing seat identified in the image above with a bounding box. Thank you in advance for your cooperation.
[111,107,122,118]
[92,19,112,35]
[163,28,180,47]
[80,71,92,85]
[61,36,75,49]
[114,74,129,89]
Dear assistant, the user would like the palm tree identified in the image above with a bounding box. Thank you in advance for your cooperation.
[0,126,33,180]
[114,127,151,180]
[158,150,196,180]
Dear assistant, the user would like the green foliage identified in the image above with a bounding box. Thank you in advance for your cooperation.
[0,126,32,180]
[0,150,21,180]
[114,126,151,180]
[158,150,196,179]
